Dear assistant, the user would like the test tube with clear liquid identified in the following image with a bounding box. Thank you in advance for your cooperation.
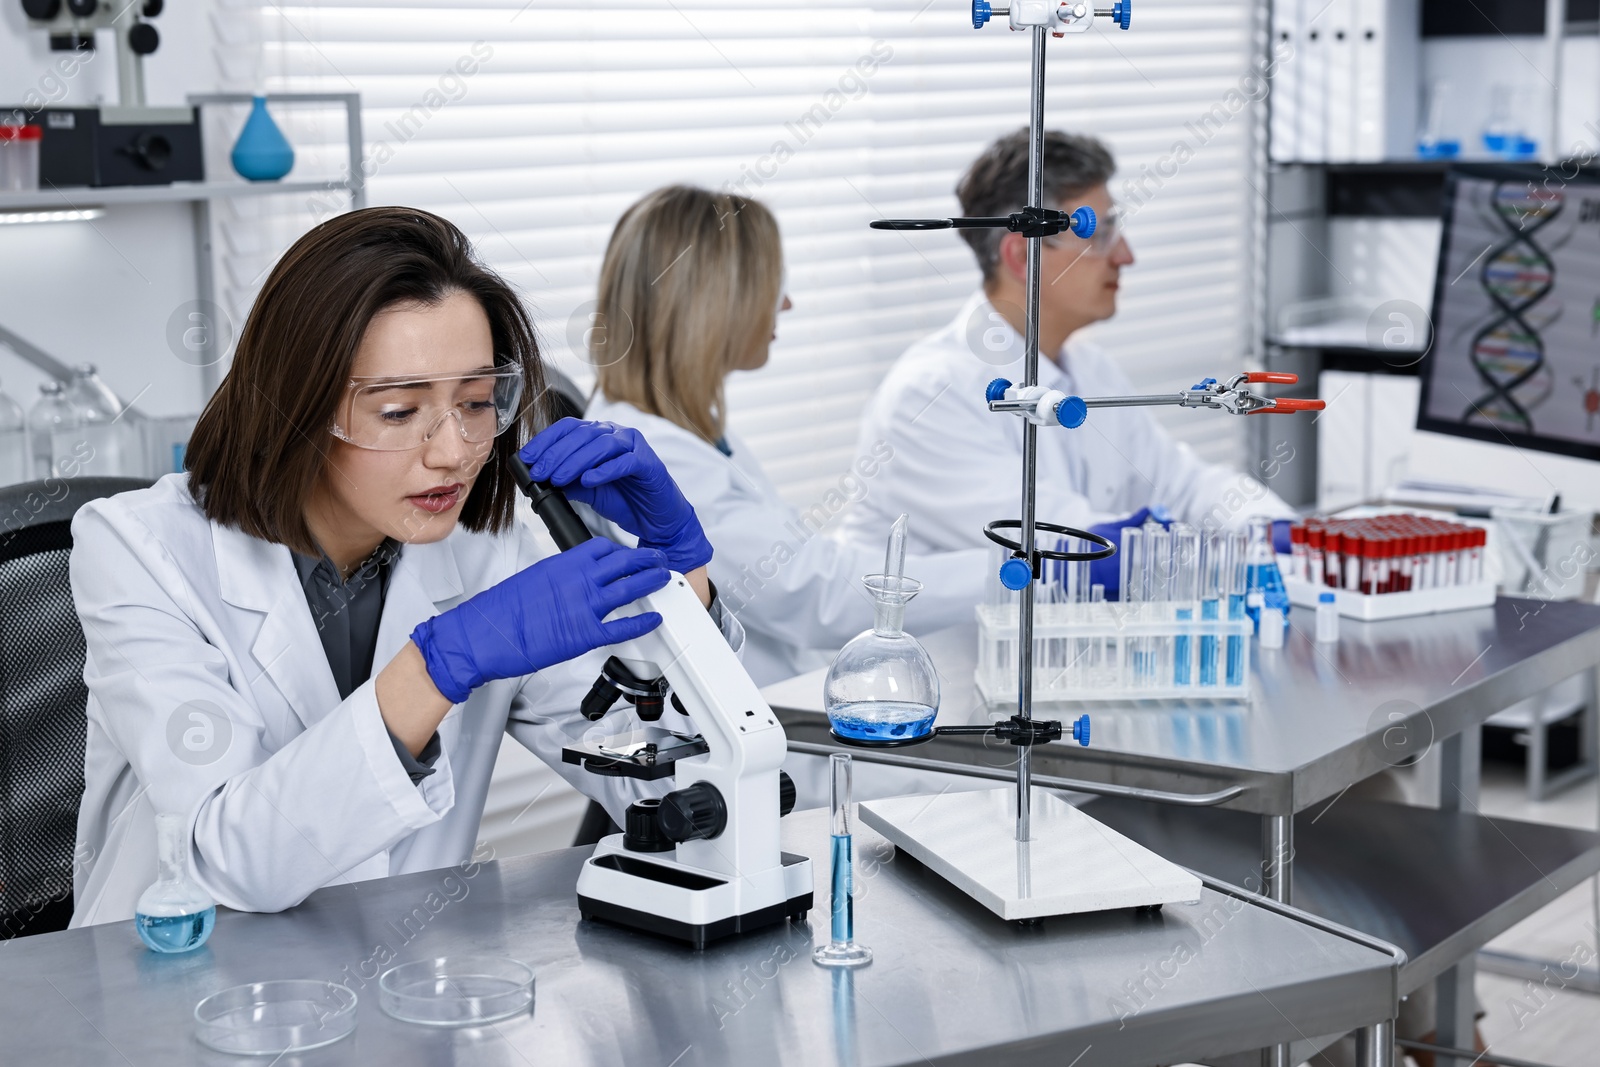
[1145,522,1174,688]
[1119,526,1146,687]
[813,753,871,968]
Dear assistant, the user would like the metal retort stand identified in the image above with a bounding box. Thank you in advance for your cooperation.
[848,0,1324,925]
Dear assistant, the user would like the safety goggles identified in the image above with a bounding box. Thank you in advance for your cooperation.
[329,367,525,452]
[1043,208,1126,256]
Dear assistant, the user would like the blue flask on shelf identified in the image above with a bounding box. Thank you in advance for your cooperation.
[231,96,294,182]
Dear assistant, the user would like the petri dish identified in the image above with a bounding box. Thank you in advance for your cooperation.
[379,955,534,1027]
[194,980,357,1055]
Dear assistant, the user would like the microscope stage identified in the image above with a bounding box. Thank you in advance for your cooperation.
[859,787,1202,920]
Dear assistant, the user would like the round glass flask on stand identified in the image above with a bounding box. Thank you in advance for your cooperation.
[824,514,941,745]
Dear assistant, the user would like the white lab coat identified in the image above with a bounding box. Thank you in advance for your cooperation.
[584,396,995,807]
[69,473,741,926]
[843,291,1295,554]
[585,395,989,688]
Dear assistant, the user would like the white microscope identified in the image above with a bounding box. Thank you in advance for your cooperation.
[512,463,811,950]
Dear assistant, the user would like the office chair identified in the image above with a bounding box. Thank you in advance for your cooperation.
[0,476,151,938]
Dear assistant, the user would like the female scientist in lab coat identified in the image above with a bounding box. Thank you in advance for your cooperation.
[584,185,990,688]
[69,207,733,925]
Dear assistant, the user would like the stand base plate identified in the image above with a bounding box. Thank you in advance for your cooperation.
[859,788,1202,920]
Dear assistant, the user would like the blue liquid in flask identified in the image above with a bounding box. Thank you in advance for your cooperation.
[136,906,216,954]
[828,701,936,744]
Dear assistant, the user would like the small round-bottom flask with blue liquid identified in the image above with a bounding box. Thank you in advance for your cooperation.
[135,813,216,954]
[824,515,940,745]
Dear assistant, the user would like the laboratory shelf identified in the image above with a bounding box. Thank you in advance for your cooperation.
[1080,795,1600,996]
[0,178,358,212]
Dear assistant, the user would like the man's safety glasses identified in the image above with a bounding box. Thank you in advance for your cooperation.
[1043,209,1126,256]
[329,368,525,452]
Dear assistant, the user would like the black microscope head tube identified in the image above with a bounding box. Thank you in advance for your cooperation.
[510,457,593,552]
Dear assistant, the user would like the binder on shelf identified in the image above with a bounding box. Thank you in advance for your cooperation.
[1270,0,1301,163]
[1299,0,1329,163]
[1352,0,1419,161]
[1323,0,1357,162]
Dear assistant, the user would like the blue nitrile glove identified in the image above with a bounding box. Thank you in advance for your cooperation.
[1271,518,1293,555]
[1086,505,1172,600]
[518,419,714,575]
[410,538,670,704]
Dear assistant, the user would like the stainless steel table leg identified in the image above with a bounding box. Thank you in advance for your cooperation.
[1261,813,1292,904]
[1355,1020,1395,1067]
[1436,728,1481,1051]
[1261,813,1294,1067]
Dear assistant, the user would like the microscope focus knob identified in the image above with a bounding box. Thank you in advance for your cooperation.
[622,798,672,853]
[778,771,797,817]
[658,782,727,842]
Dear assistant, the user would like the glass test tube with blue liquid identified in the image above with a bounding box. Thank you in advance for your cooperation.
[135,813,216,953]
[1198,531,1232,687]
[814,753,872,968]
[1171,524,1200,685]
[1147,523,1176,687]
[1226,530,1248,686]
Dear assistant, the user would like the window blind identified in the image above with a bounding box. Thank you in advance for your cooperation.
[212,0,1263,509]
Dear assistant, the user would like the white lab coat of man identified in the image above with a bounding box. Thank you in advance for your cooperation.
[587,394,988,687]
[69,473,740,925]
[844,291,1295,553]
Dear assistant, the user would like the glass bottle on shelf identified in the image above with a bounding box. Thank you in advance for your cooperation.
[824,514,940,745]
[27,381,78,479]
[63,363,136,477]
[135,813,216,954]
[0,377,26,487]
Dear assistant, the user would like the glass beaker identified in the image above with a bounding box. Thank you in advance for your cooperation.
[135,813,216,953]
[824,515,940,744]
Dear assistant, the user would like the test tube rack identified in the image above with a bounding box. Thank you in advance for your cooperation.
[975,601,1253,703]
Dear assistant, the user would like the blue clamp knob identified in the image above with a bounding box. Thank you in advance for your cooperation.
[998,557,1033,591]
[1055,395,1088,429]
[985,377,1012,403]
[1070,206,1096,239]
[972,0,992,28]
[1191,376,1217,390]
[1072,714,1090,746]
[1111,0,1131,29]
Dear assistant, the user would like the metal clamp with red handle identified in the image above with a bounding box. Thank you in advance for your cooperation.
[983,370,1325,428]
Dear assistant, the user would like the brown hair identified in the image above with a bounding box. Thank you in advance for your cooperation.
[185,207,549,554]
[956,128,1115,282]
[593,186,783,444]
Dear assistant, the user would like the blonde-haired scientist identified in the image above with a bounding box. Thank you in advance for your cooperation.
[584,185,987,688]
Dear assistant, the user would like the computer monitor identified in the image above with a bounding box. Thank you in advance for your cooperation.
[1415,163,1600,463]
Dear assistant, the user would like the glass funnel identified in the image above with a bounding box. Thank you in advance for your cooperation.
[824,515,941,745]
[135,813,216,953]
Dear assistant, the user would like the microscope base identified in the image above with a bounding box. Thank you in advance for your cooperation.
[860,787,1202,921]
[577,836,813,951]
